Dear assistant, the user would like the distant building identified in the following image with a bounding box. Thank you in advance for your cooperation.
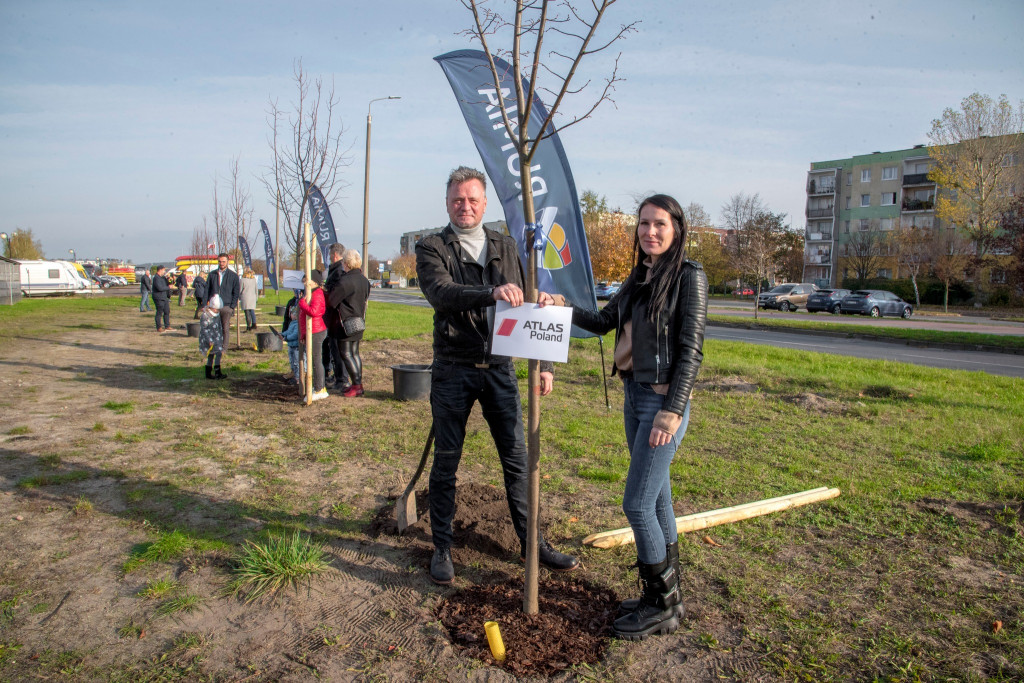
[399,220,509,255]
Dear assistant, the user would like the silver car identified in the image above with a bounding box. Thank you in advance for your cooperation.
[839,290,913,318]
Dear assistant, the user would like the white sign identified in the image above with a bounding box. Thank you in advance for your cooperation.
[282,269,304,290]
[491,301,572,363]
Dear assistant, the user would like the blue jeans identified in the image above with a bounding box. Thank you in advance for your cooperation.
[622,378,690,564]
[428,360,529,549]
[140,291,151,311]
[287,346,301,383]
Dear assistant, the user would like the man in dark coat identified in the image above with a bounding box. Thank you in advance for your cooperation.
[152,265,172,332]
[175,271,188,306]
[322,242,349,390]
[192,273,207,320]
[139,270,153,312]
[205,253,240,344]
[415,166,578,585]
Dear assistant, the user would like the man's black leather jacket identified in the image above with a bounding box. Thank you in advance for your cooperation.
[572,261,707,416]
[416,224,536,366]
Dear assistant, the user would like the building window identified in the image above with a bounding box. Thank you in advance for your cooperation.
[877,268,892,279]
[861,169,871,183]
[844,220,850,234]
[859,219,870,231]
[881,192,896,206]
[880,218,894,231]
[882,166,897,181]
[846,173,852,186]
[913,162,930,174]
[845,196,851,210]
[1002,153,1018,167]
[860,194,871,207]
[991,269,1007,284]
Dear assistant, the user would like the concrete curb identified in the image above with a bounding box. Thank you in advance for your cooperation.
[707,320,1024,356]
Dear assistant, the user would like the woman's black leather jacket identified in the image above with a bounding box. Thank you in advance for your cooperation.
[572,260,707,416]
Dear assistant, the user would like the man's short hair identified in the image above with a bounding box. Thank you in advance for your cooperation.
[329,243,346,260]
[446,166,487,193]
[217,252,229,260]
[156,265,166,272]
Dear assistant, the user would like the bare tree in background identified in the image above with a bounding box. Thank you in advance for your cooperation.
[846,228,886,286]
[261,61,351,269]
[460,0,636,614]
[189,217,215,261]
[682,202,712,232]
[930,229,973,312]
[733,210,786,320]
[891,218,931,306]
[210,178,231,257]
[228,156,255,260]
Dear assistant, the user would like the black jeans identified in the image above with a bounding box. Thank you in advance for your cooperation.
[310,329,327,391]
[325,336,349,386]
[154,299,170,329]
[428,359,529,549]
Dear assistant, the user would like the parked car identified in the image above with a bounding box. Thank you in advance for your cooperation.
[806,288,852,314]
[839,290,913,318]
[733,287,755,297]
[95,275,120,288]
[757,283,817,312]
[594,282,619,300]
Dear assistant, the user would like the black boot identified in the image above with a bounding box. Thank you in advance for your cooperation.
[611,556,682,641]
[214,366,226,380]
[618,542,685,618]
[520,538,579,572]
[205,365,213,380]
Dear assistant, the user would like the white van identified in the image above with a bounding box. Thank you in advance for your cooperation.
[18,260,99,296]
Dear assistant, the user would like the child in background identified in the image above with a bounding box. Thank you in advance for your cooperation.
[200,294,226,380]
[278,304,302,386]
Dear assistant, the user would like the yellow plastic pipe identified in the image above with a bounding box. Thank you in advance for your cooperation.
[484,621,506,662]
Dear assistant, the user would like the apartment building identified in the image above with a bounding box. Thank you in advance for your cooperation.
[803,145,937,288]
[399,220,508,256]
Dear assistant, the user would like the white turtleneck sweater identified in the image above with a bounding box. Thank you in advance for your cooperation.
[453,223,488,267]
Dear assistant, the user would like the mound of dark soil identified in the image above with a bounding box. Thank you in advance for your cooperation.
[231,373,304,403]
[437,579,617,677]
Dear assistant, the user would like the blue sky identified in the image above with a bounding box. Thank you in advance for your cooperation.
[1,0,1022,264]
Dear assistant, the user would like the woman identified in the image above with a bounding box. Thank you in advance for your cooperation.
[570,194,707,641]
[240,269,258,332]
[327,249,371,397]
[297,270,329,401]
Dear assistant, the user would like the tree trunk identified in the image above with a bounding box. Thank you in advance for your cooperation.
[912,275,920,307]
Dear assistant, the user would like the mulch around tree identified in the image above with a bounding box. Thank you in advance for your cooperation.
[436,578,618,677]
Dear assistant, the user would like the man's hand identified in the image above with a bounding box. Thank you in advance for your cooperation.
[492,283,524,307]
[539,371,554,396]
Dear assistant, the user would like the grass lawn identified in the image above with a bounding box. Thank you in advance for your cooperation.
[0,295,1021,680]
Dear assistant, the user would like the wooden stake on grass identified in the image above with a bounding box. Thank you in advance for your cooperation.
[582,487,841,549]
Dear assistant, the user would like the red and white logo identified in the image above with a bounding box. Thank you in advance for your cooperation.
[496,318,518,336]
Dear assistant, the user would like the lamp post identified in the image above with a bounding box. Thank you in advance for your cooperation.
[362,95,401,278]
[69,248,76,262]
[0,233,9,258]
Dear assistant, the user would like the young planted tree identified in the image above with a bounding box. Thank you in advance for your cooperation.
[930,229,974,312]
[460,0,636,614]
[733,210,786,320]
[928,92,1024,294]
[261,61,351,270]
[891,218,932,306]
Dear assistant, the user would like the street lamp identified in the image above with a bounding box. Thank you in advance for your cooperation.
[362,95,401,278]
[69,248,76,262]
[0,233,9,258]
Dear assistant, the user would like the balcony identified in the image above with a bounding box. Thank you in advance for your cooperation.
[806,207,834,219]
[902,173,934,186]
[805,252,832,265]
[807,179,836,195]
[902,198,934,212]
[806,232,833,242]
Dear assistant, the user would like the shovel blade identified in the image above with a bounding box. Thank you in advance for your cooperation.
[395,492,418,533]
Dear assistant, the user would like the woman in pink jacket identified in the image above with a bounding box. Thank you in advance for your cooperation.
[297,269,329,401]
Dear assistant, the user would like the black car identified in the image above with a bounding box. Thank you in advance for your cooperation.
[839,290,913,318]
[806,288,851,314]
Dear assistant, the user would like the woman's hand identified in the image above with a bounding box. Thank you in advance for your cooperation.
[649,426,673,447]
[539,371,553,396]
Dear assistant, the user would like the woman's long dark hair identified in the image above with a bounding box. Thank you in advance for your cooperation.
[625,194,689,322]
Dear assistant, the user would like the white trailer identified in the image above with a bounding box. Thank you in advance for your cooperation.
[17,259,100,297]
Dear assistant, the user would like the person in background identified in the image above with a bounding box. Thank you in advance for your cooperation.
[205,253,240,345]
[329,248,370,397]
[152,265,172,332]
[277,303,302,386]
[175,270,188,306]
[297,270,329,402]
[199,294,226,380]
[568,194,707,641]
[240,269,258,332]
[192,272,207,320]
[322,242,350,391]
[139,269,153,313]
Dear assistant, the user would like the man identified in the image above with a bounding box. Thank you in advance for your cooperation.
[322,242,350,391]
[205,253,240,345]
[175,270,188,306]
[192,272,207,320]
[139,269,153,313]
[151,265,171,332]
[415,166,579,585]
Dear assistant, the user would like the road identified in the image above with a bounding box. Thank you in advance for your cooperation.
[369,289,1024,378]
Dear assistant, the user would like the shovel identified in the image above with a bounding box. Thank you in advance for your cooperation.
[396,423,434,533]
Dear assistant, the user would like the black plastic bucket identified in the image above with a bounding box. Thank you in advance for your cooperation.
[275,305,288,316]
[186,321,201,337]
[256,331,283,353]
[390,364,431,401]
